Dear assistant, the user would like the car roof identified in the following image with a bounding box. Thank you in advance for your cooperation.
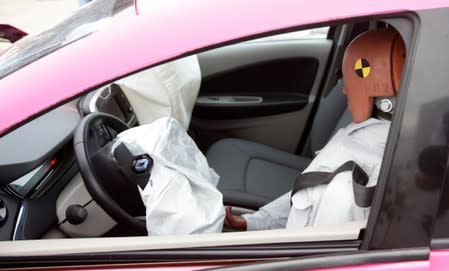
[0,0,448,135]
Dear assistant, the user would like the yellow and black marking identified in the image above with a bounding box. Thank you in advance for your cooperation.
[354,58,371,78]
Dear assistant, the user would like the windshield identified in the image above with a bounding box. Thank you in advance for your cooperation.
[0,0,133,79]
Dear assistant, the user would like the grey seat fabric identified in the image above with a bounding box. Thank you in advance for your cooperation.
[207,139,313,209]
[307,80,351,156]
[207,80,351,209]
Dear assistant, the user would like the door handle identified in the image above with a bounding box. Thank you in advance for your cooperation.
[196,96,263,105]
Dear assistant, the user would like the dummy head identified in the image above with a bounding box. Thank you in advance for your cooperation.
[342,28,406,123]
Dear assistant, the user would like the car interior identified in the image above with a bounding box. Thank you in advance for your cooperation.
[0,16,414,254]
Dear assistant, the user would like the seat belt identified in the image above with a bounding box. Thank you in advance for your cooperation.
[291,160,375,208]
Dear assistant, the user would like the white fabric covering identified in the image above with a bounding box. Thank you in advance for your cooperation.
[243,118,390,230]
[113,117,225,235]
[117,55,201,129]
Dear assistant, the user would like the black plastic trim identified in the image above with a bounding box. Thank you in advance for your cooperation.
[200,58,319,96]
[363,9,449,250]
[0,241,359,268]
[0,190,19,240]
[207,247,429,271]
[431,238,449,249]
[361,13,418,249]
[193,93,308,119]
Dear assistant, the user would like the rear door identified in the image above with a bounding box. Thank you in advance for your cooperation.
[191,27,333,153]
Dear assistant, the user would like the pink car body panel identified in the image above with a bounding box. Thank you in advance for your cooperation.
[306,250,449,271]
[309,261,430,271]
[0,0,449,135]
[1,1,449,270]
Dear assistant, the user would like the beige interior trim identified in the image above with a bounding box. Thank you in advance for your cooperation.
[56,173,117,237]
[0,220,365,257]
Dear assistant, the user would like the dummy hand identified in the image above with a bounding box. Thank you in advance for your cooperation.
[224,206,247,231]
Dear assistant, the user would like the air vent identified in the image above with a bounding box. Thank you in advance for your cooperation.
[0,198,7,226]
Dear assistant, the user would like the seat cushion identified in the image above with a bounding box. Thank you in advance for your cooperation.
[207,138,312,209]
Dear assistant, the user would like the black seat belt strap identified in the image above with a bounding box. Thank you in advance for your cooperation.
[291,160,375,208]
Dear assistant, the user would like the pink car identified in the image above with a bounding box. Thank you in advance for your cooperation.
[0,0,449,270]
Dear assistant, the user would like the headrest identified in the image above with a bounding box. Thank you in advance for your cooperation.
[342,28,406,123]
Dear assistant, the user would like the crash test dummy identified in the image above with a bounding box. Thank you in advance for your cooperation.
[224,28,406,231]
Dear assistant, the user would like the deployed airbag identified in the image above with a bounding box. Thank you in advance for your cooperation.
[116,55,201,129]
[113,117,225,235]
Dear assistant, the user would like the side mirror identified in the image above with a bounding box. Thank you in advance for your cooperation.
[0,24,28,43]
[0,24,27,54]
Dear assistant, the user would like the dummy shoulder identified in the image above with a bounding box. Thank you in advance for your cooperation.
[344,118,390,136]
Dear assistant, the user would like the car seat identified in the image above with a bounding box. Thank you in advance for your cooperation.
[207,80,351,209]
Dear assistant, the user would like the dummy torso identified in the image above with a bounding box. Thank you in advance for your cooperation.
[243,118,390,230]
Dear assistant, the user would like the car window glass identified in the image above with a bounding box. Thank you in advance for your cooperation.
[0,0,133,79]
[246,27,329,42]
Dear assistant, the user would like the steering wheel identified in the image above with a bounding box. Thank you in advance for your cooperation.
[74,113,147,233]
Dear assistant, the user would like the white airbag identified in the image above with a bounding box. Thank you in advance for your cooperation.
[113,117,225,235]
[116,55,201,129]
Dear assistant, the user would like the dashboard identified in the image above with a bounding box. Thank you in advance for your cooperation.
[0,85,137,240]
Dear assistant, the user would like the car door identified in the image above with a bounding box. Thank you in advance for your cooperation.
[2,2,449,271]
[191,28,335,153]
[203,7,449,271]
